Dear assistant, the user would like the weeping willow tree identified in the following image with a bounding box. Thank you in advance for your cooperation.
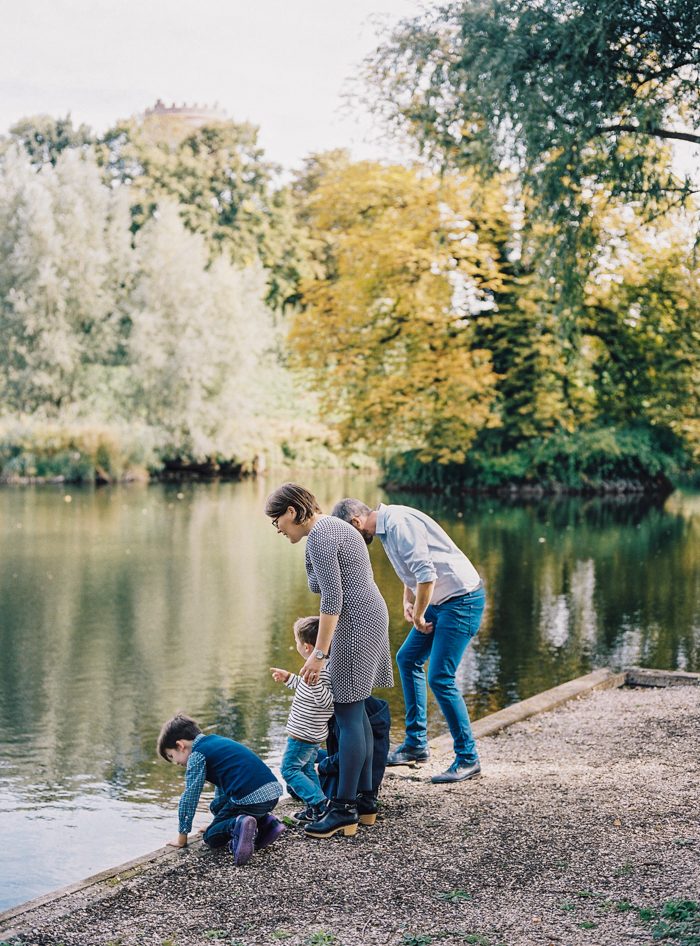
[352,0,700,488]
[364,0,700,299]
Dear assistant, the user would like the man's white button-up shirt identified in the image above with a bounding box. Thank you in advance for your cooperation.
[375,503,481,605]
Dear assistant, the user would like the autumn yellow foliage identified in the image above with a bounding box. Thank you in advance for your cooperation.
[290,160,511,463]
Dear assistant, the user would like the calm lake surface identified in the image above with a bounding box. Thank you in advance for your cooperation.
[2,476,699,909]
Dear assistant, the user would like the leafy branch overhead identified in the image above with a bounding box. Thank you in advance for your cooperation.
[365,0,700,293]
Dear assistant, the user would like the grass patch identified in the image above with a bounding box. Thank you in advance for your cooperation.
[0,417,158,483]
[435,889,472,903]
[643,899,700,944]
[305,933,337,946]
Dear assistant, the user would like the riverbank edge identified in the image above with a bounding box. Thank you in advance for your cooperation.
[2,665,698,938]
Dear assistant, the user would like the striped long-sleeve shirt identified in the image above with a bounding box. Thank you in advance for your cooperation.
[285,668,334,743]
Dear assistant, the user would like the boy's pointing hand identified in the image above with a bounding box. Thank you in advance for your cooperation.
[271,668,291,683]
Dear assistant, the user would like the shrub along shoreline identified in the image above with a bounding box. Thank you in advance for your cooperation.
[0,418,692,494]
[381,426,687,496]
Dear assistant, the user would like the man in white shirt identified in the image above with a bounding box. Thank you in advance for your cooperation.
[332,499,485,783]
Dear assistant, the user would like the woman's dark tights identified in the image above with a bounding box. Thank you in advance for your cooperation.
[334,699,373,800]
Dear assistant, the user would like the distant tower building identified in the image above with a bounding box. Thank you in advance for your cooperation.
[144,99,228,129]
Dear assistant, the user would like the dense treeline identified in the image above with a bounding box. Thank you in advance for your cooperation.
[291,153,700,490]
[0,115,340,480]
[2,0,700,489]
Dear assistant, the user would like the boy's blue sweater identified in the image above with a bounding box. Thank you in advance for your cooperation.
[178,733,280,835]
[195,734,276,799]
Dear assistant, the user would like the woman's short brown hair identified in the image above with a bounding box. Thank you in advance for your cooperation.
[264,482,322,523]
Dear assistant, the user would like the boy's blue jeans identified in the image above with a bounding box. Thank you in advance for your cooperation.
[281,736,326,807]
[396,585,485,765]
[203,797,278,848]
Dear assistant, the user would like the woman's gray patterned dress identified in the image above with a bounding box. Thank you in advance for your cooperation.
[305,515,393,703]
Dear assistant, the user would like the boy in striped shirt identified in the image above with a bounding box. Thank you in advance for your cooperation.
[271,616,334,824]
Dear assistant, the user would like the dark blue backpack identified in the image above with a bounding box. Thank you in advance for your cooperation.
[317,696,391,798]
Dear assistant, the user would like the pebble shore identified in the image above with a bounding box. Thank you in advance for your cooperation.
[10,684,700,946]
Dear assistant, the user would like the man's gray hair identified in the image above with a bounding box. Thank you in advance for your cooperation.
[332,498,373,522]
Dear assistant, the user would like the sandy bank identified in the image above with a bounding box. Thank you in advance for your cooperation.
[3,681,699,946]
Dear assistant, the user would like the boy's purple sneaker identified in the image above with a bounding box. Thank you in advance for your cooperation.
[228,815,257,866]
[254,813,285,850]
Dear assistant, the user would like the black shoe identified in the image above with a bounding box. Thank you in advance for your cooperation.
[293,800,327,824]
[430,759,481,783]
[387,744,431,766]
[304,797,359,838]
[356,790,379,826]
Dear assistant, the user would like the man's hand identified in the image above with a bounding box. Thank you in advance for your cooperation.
[167,833,188,848]
[414,614,434,635]
[271,667,291,683]
[300,653,325,684]
[403,600,415,623]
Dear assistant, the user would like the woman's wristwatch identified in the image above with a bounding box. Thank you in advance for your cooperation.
[314,649,330,660]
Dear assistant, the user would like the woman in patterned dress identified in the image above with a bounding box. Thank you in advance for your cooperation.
[265,482,393,838]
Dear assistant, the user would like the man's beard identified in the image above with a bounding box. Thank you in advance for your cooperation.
[359,528,374,546]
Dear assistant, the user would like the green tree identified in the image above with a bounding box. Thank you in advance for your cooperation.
[98,117,310,309]
[366,0,700,300]
[0,145,131,413]
[126,201,273,459]
[0,146,281,462]
[4,114,94,166]
[3,113,312,310]
[582,215,700,455]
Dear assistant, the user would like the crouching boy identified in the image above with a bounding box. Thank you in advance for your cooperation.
[158,713,284,866]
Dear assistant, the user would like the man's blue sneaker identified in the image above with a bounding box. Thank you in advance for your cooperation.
[387,744,431,765]
[228,815,257,865]
[430,759,481,783]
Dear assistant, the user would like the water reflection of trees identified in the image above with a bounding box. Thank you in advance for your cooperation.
[385,489,700,719]
[1,482,699,810]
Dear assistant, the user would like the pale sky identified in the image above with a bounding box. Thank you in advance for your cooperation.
[1,1,697,181]
[0,0,419,171]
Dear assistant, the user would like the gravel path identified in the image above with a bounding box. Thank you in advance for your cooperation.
[13,685,700,946]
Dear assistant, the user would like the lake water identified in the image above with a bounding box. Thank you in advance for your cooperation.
[1,477,699,910]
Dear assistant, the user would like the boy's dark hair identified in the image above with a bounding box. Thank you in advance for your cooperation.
[293,615,320,647]
[157,713,202,761]
[264,482,322,523]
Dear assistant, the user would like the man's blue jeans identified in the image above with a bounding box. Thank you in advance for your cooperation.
[281,736,326,807]
[396,585,485,764]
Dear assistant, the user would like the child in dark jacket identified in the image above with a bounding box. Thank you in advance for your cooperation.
[158,713,284,866]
